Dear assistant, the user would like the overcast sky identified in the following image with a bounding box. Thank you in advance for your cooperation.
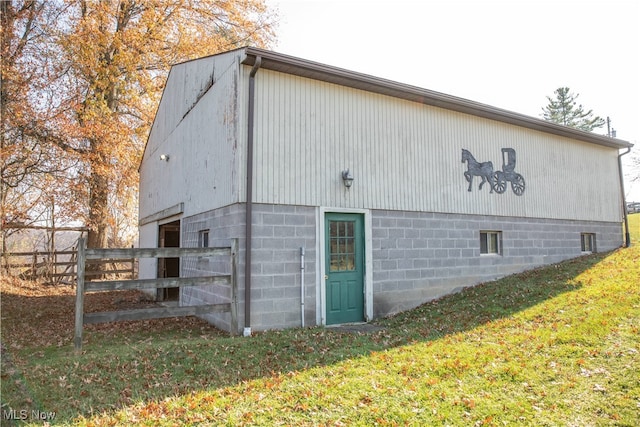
[265,0,640,201]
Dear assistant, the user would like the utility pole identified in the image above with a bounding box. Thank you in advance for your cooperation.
[607,116,617,137]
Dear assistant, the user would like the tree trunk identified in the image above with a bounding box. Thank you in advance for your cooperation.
[85,168,109,280]
[86,172,109,249]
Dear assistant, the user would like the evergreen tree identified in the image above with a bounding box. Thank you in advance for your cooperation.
[542,87,605,132]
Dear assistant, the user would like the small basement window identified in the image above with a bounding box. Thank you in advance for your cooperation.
[480,231,502,255]
[199,229,209,248]
[581,233,595,253]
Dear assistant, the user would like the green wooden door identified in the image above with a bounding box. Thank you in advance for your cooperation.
[325,213,365,325]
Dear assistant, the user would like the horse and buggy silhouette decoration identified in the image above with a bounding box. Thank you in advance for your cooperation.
[461,148,526,196]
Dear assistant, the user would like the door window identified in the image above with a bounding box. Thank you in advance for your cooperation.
[329,221,356,271]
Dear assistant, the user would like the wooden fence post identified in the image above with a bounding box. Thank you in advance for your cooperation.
[51,250,57,283]
[32,252,38,279]
[71,243,236,352]
[74,238,86,353]
[230,239,238,336]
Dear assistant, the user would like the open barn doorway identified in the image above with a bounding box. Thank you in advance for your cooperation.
[157,220,180,301]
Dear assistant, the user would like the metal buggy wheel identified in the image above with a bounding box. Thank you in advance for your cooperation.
[493,172,507,194]
[511,173,525,195]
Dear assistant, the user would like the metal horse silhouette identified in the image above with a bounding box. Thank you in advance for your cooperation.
[461,149,494,193]
[461,148,526,195]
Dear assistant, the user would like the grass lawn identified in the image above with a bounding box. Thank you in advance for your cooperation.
[2,214,639,426]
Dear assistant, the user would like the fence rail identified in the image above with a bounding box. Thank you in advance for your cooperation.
[1,249,135,283]
[74,238,238,353]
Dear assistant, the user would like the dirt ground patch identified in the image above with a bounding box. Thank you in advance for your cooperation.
[0,277,225,351]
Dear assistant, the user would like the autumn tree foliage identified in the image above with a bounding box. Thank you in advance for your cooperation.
[2,0,276,249]
[1,1,76,252]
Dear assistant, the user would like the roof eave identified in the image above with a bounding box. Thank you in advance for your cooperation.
[242,47,632,150]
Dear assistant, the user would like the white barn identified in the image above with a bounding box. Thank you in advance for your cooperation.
[138,47,632,334]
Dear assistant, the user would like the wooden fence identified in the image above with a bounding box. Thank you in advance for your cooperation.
[74,238,238,352]
[1,249,135,284]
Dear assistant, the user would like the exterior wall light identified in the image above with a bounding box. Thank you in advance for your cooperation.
[341,169,354,188]
[159,154,170,161]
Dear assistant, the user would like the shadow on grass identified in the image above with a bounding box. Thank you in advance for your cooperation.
[0,250,617,423]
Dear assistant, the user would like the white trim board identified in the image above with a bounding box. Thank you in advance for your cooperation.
[316,207,373,326]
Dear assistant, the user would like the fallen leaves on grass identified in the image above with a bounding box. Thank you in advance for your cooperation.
[2,218,639,425]
[0,277,223,350]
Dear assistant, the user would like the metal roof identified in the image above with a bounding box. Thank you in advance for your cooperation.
[242,47,632,150]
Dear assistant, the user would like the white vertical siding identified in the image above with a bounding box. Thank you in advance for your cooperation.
[138,223,158,280]
[147,56,219,149]
[250,68,622,222]
[140,51,242,221]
